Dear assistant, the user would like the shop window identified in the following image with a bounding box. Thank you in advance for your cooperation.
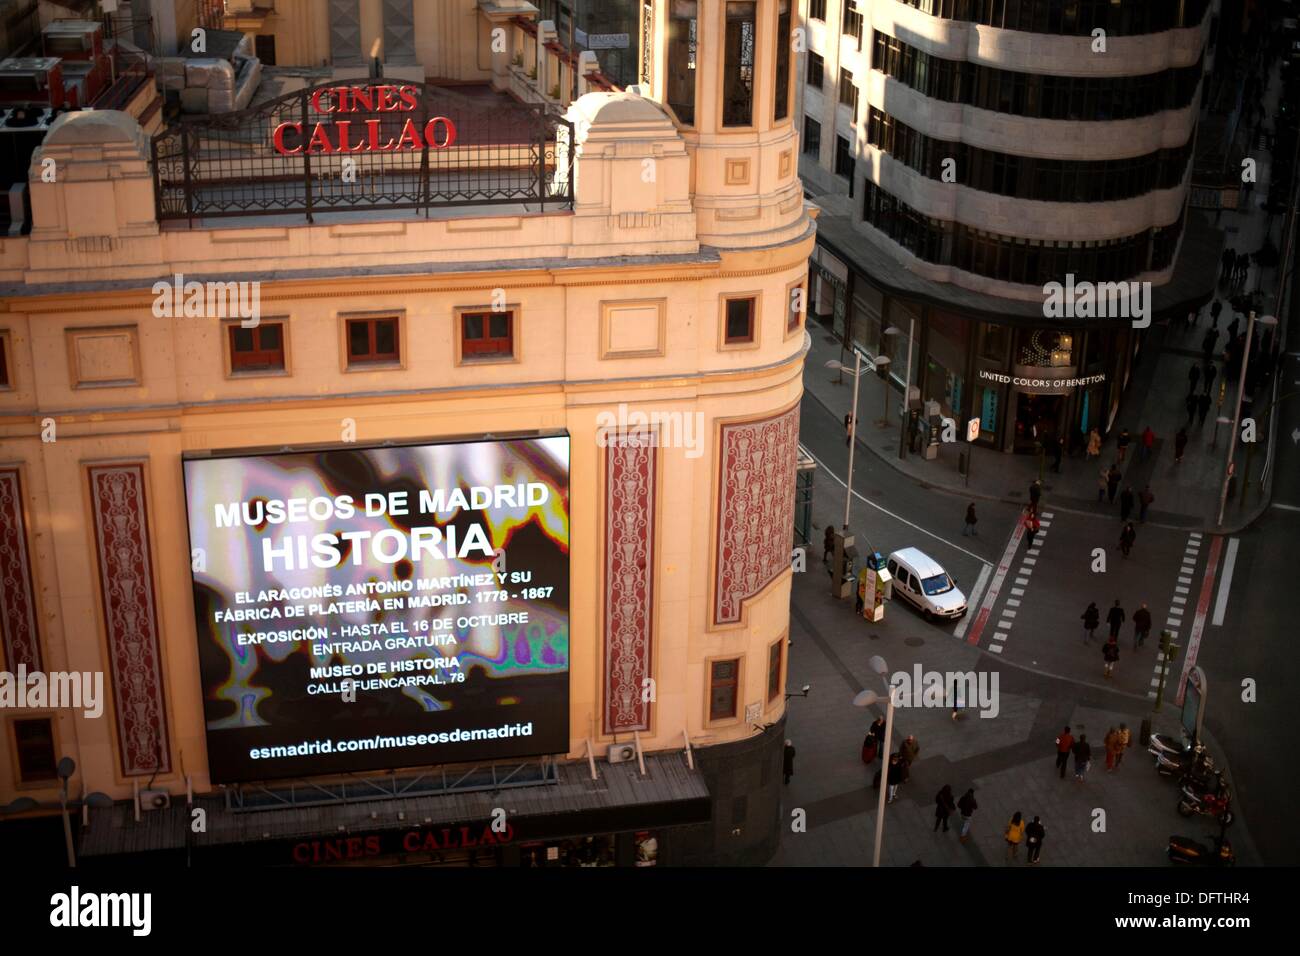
[709,659,740,721]
[346,317,400,365]
[767,638,784,702]
[722,2,756,127]
[229,321,286,373]
[461,310,514,359]
[12,717,57,783]
[803,116,821,157]
[723,296,757,344]
[667,1,698,126]
[806,51,824,90]
[774,1,791,121]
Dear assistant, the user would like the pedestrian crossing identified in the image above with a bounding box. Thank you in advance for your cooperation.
[987,511,1053,655]
[1149,531,1201,699]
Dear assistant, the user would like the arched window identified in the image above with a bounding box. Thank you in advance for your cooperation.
[723,1,756,126]
[667,1,699,125]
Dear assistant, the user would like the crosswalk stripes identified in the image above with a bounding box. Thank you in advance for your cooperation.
[1148,532,1200,699]
[986,511,1053,654]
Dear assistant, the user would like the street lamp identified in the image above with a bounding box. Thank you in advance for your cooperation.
[853,654,900,868]
[1217,312,1277,525]
[825,353,866,530]
[884,323,915,459]
[785,684,812,700]
[57,756,76,868]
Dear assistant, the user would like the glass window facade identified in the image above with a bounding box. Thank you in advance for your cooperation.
[891,0,1212,36]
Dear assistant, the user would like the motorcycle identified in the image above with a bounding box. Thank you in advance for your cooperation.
[1178,774,1234,826]
[1168,832,1235,866]
[1155,744,1215,779]
[1147,731,1193,759]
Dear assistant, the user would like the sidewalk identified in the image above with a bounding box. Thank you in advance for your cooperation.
[806,55,1291,534]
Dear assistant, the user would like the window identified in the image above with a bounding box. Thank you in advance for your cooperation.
[774,0,792,121]
[12,717,56,783]
[345,316,400,365]
[722,1,756,126]
[724,296,756,344]
[667,1,698,125]
[806,51,823,89]
[767,639,783,702]
[228,321,285,373]
[809,0,826,20]
[835,134,854,180]
[709,659,740,721]
[838,68,858,116]
[0,331,8,387]
[803,115,821,157]
[461,310,514,359]
[843,1,864,46]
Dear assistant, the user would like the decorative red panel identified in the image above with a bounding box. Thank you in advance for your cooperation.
[88,464,171,776]
[713,405,800,626]
[0,468,42,670]
[603,431,656,734]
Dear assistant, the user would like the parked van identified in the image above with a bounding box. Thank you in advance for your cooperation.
[886,547,967,622]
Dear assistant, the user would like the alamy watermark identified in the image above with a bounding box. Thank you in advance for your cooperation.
[595,403,705,459]
[152,273,261,326]
[889,664,1000,719]
[0,665,103,719]
[1043,273,1150,329]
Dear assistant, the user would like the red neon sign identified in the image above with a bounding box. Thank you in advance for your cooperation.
[272,85,458,156]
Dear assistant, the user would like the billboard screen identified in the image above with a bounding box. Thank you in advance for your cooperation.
[183,436,571,783]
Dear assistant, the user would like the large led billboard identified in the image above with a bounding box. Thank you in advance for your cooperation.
[183,436,570,783]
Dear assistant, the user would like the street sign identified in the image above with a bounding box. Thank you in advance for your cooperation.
[967,417,980,442]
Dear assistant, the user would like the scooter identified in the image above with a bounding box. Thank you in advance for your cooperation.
[1147,730,1193,760]
[1155,744,1215,779]
[1168,832,1235,866]
[1178,775,1234,826]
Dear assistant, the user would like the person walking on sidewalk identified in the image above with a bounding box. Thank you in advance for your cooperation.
[1106,464,1122,504]
[934,784,957,833]
[1104,727,1121,771]
[1103,636,1120,678]
[1028,479,1042,511]
[1138,485,1154,523]
[1072,734,1092,782]
[1055,726,1074,779]
[1188,362,1201,395]
[1120,486,1135,522]
[783,740,796,784]
[1081,602,1100,643]
[1119,521,1137,558]
[1005,812,1026,862]
[1115,723,1133,769]
[1116,427,1131,464]
[1026,816,1046,864]
[1202,328,1219,364]
[823,524,835,568]
[1051,434,1064,473]
[1140,426,1155,462]
[870,715,886,757]
[1106,599,1125,639]
[1132,603,1152,649]
[1175,427,1189,462]
[1220,247,1234,282]
[1211,298,1223,326]
[1203,361,1217,396]
[886,753,904,804]
[844,413,854,447]
[1023,507,1040,549]
[957,788,978,842]
[1097,466,1109,501]
[1185,391,1199,425]
[1087,427,1102,460]
[963,502,978,536]
[900,734,920,780]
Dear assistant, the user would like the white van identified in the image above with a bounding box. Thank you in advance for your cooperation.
[886,547,967,622]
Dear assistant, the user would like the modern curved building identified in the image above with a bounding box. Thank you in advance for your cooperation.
[799,0,1222,453]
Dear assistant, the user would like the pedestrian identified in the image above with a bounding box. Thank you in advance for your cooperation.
[1081,602,1099,643]
[1106,599,1125,638]
[1175,427,1188,462]
[1220,247,1234,282]
[1097,466,1109,502]
[783,740,796,784]
[844,412,854,447]
[1210,299,1223,325]
[1086,427,1101,460]
[1203,362,1217,395]
[1103,636,1120,678]
[934,784,956,833]
[963,501,978,536]
[1051,434,1063,473]
[1054,726,1074,779]
[1022,507,1039,548]
[1028,479,1042,510]
[822,524,835,567]
[1026,816,1046,864]
[1138,485,1154,522]
[957,788,978,842]
[1116,427,1131,463]
[1104,726,1121,771]
[1188,362,1201,394]
[1119,521,1136,558]
[1140,425,1155,462]
[1185,391,1198,425]
[1106,465,1121,504]
[1236,252,1249,283]
[1119,486,1134,522]
[1072,734,1092,782]
[1132,602,1152,649]
[1202,328,1218,363]
[870,715,886,756]
[1115,723,1132,769]
[886,753,903,803]
[1005,812,1026,861]
[900,734,920,779]
[1227,315,1240,342]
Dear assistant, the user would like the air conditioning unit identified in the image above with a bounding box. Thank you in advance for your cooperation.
[139,789,171,811]
[607,743,637,764]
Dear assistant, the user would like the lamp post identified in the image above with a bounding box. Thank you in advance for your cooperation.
[825,351,865,530]
[886,323,915,459]
[874,355,893,427]
[57,756,76,868]
[1217,312,1277,525]
[853,655,899,868]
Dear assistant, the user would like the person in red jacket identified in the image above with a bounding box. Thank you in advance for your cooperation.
[1054,726,1074,779]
